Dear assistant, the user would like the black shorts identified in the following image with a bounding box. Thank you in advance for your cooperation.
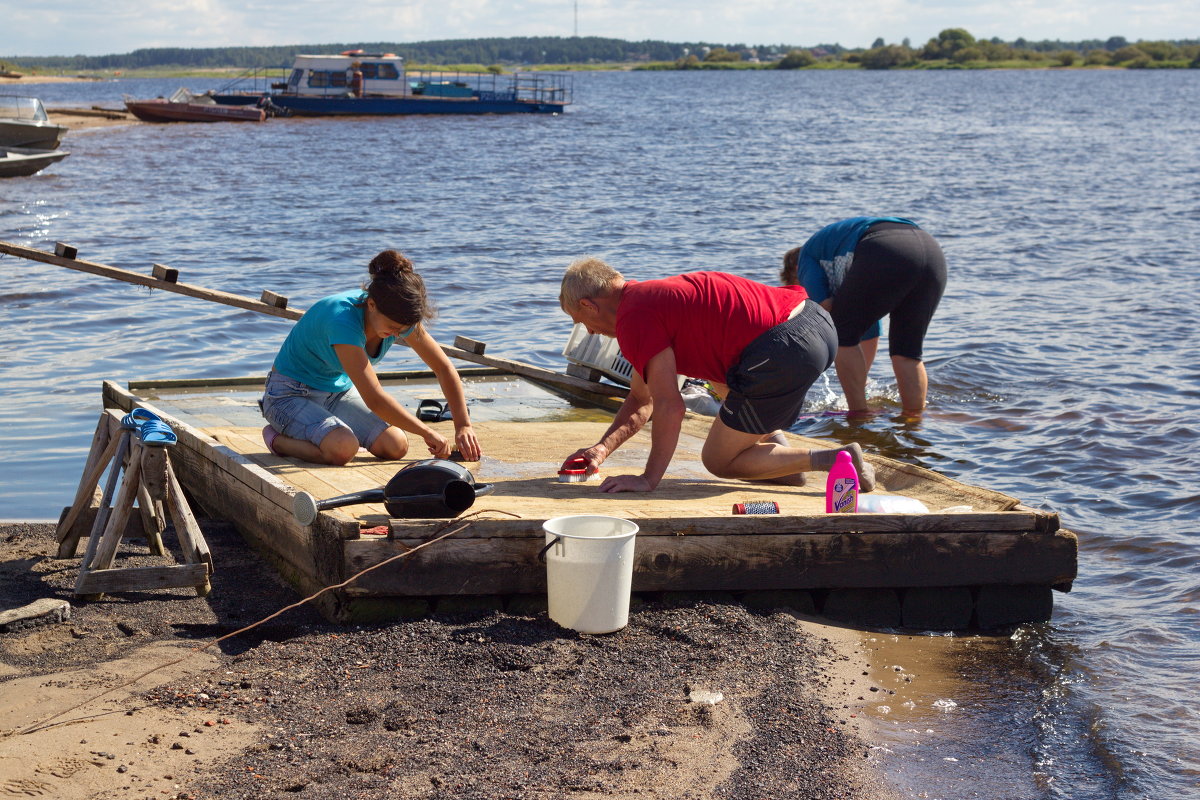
[833,222,947,360]
[719,301,837,435]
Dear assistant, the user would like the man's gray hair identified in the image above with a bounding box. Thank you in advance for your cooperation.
[559,257,624,312]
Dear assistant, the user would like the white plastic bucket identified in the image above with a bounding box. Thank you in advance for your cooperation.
[542,515,639,634]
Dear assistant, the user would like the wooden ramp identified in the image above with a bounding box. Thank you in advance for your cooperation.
[101,380,1077,630]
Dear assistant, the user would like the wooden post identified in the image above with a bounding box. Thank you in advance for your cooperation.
[57,413,118,557]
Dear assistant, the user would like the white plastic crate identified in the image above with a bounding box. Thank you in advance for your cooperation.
[562,323,634,386]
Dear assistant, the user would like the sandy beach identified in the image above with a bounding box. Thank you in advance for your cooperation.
[2,74,140,132]
[0,520,906,799]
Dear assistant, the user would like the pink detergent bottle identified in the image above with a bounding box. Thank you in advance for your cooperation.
[825,450,859,513]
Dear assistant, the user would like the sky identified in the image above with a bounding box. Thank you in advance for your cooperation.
[2,0,1196,57]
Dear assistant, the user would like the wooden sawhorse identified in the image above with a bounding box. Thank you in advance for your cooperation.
[57,407,212,599]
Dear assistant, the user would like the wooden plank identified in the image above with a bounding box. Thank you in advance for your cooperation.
[75,564,210,594]
[135,482,166,556]
[0,240,302,321]
[343,528,1079,596]
[85,443,144,573]
[56,414,119,554]
[385,510,1052,539]
[76,427,131,565]
[164,461,211,570]
[125,366,501,391]
[103,382,297,510]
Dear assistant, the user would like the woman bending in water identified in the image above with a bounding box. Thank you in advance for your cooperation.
[261,249,482,465]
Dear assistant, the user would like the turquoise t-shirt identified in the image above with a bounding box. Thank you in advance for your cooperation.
[272,290,413,393]
[796,216,917,341]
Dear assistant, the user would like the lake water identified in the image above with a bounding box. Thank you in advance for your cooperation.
[2,69,1198,799]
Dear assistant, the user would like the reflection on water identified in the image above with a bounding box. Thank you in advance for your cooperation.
[3,70,1200,800]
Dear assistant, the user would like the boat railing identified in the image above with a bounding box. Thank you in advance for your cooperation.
[213,65,572,106]
[212,66,291,97]
[509,72,574,106]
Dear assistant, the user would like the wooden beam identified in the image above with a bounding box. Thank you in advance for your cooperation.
[386,509,1057,539]
[75,563,210,595]
[124,366,503,391]
[343,528,1079,596]
[0,240,302,321]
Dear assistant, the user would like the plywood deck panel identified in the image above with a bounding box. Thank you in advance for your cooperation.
[201,418,1026,528]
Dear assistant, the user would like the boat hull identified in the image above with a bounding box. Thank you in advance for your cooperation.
[0,146,69,178]
[0,119,67,149]
[213,93,564,116]
[124,99,266,123]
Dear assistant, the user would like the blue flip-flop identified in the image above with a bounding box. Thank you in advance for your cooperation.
[121,408,161,429]
[137,418,177,447]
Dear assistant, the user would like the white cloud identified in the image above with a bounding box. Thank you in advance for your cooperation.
[2,0,1197,57]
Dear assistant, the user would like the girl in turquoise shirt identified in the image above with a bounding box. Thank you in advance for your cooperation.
[261,249,482,465]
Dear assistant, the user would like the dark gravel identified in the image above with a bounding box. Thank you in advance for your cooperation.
[1,520,888,800]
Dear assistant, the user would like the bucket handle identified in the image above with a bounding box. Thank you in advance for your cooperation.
[537,536,563,563]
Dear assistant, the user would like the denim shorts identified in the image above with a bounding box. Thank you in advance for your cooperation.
[261,370,389,449]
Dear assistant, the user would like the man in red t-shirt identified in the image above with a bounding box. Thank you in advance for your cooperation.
[558,257,876,493]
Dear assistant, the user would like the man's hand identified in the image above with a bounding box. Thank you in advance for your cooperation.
[560,445,608,475]
[599,474,654,493]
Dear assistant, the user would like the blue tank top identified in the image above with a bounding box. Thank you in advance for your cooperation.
[272,290,415,392]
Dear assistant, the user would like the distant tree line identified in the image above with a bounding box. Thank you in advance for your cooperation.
[4,37,753,70]
[6,32,1198,71]
[823,29,1200,70]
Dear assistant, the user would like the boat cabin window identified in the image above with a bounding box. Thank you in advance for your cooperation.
[287,69,303,89]
[0,95,48,122]
[361,63,400,80]
[307,70,349,88]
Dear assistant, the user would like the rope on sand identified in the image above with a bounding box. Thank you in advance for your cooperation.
[15,508,520,736]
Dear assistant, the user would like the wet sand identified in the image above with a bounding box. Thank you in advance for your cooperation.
[0,521,904,799]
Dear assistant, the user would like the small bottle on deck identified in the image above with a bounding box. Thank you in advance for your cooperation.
[825,450,859,513]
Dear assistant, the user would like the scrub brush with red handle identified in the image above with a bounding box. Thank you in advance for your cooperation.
[557,456,594,483]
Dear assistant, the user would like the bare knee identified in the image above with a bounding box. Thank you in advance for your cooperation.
[319,428,360,466]
[702,450,739,479]
[369,428,409,461]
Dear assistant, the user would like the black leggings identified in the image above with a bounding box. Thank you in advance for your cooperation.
[832,222,947,360]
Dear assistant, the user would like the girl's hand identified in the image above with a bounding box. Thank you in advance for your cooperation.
[455,425,482,462]
[423,429,451,459]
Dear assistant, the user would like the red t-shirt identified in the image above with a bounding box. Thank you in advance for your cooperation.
[615,272,807,383]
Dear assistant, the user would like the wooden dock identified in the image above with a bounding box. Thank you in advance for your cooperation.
[92,371,1076,630]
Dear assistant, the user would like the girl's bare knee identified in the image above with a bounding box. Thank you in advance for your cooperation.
[369,428,409,461]
[319,429,360,465]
